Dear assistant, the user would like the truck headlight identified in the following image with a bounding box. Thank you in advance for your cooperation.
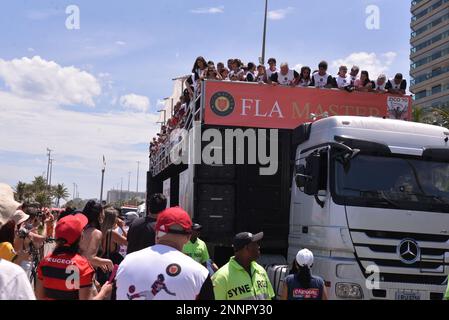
[335,283,364,299]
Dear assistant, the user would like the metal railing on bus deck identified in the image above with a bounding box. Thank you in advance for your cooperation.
[150,87,204,177]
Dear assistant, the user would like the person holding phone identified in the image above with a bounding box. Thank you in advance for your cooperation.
[35,213,112,300]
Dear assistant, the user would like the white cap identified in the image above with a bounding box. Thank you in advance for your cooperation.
[296,248,314,267]
[12,210,30,226]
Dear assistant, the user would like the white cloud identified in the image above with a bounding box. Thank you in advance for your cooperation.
[293,64,303,73]
[0,56,101,107]
[119,94,150,112]
[331,51,398,79]
[190,6,224,14]
[115,41,126,46]
[0,55,161,198]
[27,48,35,52]
[268,7,294,20]
[156,99,166,107]
[0,91,159,198]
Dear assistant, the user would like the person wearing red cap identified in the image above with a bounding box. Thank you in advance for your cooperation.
[116,207,214,300]
[35,214,112,300]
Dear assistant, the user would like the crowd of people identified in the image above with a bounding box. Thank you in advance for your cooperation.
[186,56,407,94]
[1,182,334,301]
[149,56,408,164]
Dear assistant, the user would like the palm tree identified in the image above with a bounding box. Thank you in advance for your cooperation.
[412,106,435,124]
[30,176,47,194]
[433,108,449,129]
[52,184,70,207]
[14,181,28,202]
[412,106,425,123]
[35,191,52,208]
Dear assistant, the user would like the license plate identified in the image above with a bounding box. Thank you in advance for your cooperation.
[395,291,421,300]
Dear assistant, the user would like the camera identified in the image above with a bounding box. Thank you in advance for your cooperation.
[18,227,31,239]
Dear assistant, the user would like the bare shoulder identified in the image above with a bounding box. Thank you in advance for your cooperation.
[82,228,103,242]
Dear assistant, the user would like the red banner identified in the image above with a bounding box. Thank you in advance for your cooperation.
[204,81,412,129]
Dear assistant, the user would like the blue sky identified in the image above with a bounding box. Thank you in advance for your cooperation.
[0,0,412,201]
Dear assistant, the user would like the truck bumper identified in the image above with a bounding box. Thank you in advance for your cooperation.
[314,256,446,300]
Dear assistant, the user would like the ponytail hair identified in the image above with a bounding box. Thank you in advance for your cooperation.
[297,265,312,287]
[83,200,102,230]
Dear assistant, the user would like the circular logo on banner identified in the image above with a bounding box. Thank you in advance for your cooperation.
[210,91,235,117]
[166,263,181,277]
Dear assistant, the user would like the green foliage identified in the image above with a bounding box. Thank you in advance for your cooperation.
[52,184,70,207]
[433,108,449,129]
[14,179,72,208]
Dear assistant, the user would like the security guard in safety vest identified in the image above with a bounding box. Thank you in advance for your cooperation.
[212,232,275,300]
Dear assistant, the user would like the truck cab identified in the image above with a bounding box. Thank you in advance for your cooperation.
[291,116,449,300]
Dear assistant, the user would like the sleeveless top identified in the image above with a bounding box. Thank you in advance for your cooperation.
[285,273,324,300]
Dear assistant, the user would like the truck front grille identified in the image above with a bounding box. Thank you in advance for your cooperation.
[350,229,449,286]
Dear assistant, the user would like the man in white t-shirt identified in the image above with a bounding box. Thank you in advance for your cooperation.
[270,62,300,86]
[266,58,279,80]
[311,61,334,88]
[386,73,407,95]
[0,183,36,300]
[116,207,214,300]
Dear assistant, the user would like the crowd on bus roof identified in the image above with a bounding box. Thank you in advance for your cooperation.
[186,56,407,94]
[149,56,408,158]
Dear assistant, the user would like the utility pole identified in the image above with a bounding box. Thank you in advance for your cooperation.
[73,183,76,200]
[100,156,106,203]
[260,0,269,65]
[49,159,54,187]
[128,171,131,193]
[46,148,52,186]
[136,161,141,194]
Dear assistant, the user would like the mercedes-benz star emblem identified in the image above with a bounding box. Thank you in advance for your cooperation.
[397,239,420,265]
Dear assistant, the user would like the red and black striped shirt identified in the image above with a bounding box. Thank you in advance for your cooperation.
[37,253,94,300]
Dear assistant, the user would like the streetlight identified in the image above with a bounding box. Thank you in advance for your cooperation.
[260,0,269,65]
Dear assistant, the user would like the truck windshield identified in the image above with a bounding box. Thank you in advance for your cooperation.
[332,154,449,213]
